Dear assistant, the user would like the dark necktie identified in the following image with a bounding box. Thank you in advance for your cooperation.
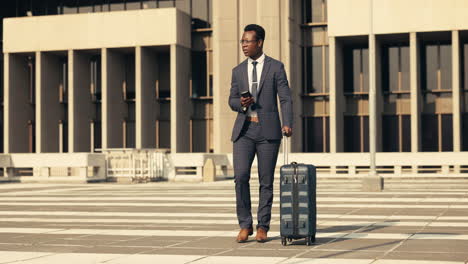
[251,61,258,110]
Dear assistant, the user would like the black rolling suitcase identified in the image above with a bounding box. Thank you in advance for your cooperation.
[279,137,317,246]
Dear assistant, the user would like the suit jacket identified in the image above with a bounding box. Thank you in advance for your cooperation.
[229,55,293,142]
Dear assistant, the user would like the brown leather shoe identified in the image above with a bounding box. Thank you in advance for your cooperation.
[236,228,253,243]
[256,227,268,243]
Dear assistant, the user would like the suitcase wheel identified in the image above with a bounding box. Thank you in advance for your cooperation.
[306,235,315,246]
[287,238,293,243]
[281,236,287,246]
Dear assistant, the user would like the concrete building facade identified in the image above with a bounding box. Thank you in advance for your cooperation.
[1,0,467,176]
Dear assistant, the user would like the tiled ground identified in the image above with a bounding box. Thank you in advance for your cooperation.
[0,180,467,263]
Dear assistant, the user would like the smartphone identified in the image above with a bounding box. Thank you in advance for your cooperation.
[241,91,252,98]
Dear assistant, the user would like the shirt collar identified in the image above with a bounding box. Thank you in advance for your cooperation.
[248,53,266,64]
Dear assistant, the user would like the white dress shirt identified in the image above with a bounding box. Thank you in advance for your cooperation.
[247,53,265,117]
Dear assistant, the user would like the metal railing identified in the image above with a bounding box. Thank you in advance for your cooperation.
[98,148,169,182]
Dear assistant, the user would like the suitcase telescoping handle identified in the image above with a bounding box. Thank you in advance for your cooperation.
[283,132,288,165]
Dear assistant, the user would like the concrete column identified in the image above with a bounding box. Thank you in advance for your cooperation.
[410,32,422,152]
[136,46,158,149]
[102,48,127,149]
[213,0,239,153]
[36,52,65,153]
[286,0,303,152]
[4,53,36,153]
[329,37,345,153]
[452,30,462,152]
[170,44,191,153]
[69,50,95,152]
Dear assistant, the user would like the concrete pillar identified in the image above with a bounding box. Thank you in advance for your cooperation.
[213,0,239,153]
[36,52,66,153]
[287,0,303,152]
[410,32,422,152]
[170,44,191,153]
[329,37,345,153]
[452,30,462,152]
[69,50,95,152]
[102,48,127,149]
[136,46,158,149]
[4,53,35,153]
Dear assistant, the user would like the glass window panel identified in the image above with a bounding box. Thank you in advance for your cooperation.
[388,47,399,92]
[463,113,468,151]
[352,49,361,93]
[382,115,399,152]
[344,116,361,152]
[363,116,369,152]
[303,0,312,23]
[441,114,453,151]
[311,46,323,93]
[159,120,171,148]
[440,44,452,90]
[126,2,142,10]
[176,0,190,15]
[464,44,468,91]
[110,2,125,11]
[304,47,312,93]
[159,0,176,8]
[325,46,329,93]
[304,117,324,152]
[362,48,369,92]
[421,114,438,151]
[400,46,410,91]
[79,5,93,13]
[192,120,207,152]
[192,51,207,97]
[311,0,323,23]
[424,45,438,91]
[402,115,411,152]
[142,1,157,8]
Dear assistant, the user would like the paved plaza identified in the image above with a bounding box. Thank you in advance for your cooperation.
[0,179,468,263]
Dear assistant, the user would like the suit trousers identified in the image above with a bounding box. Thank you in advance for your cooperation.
[233,121,280,232]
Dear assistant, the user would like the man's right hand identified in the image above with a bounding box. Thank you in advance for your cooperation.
[241,96,254,107]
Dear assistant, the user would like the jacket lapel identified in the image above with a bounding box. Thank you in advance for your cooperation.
[257,56,271,95]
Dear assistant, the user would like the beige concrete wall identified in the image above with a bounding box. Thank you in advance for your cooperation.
[36,52,66,153]
[102,48,128,149]
[213,0,239,153]
[3,9,191,53]
[329,0,468,37]
[69,50,95,152]
[136,46,158,148]
[4,53,35,153]
[170,44,191,153]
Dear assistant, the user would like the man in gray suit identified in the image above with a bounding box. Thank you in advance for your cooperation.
[229,24,293,243]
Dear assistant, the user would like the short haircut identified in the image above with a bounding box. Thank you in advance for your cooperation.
[244,24,266,41]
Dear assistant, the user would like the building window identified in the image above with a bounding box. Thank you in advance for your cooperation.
[343,44,369,152]
[382,43,411,152]
[303,0,327,24]
[302,8,329,152]
[344,115,369,152]
[461,42,468,150]
[191,31,213,152]
[303,116,329,152]
[421,41,452,151]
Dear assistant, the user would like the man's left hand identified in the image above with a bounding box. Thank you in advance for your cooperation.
[282,126,292,137]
